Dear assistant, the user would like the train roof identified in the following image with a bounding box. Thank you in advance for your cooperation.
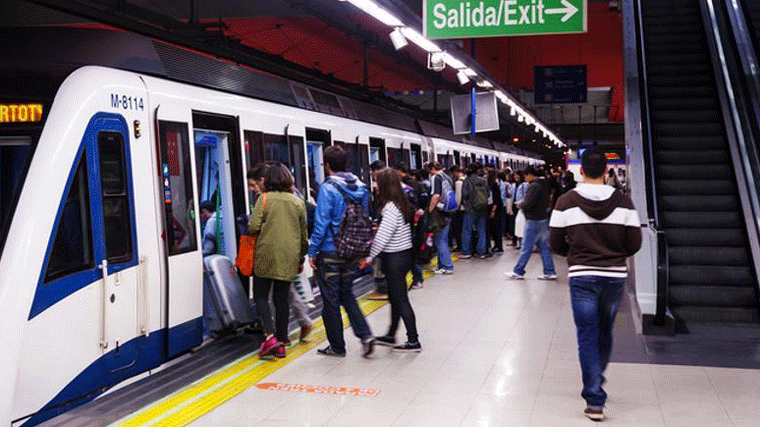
[1,26,539,160]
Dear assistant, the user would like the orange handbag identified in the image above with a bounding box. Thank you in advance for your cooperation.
[235,194,266,276]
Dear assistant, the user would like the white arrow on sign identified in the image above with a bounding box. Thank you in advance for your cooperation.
[545,0,579,22]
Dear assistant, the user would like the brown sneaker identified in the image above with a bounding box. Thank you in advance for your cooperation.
[299,324,313,342]
[584,407,605,421]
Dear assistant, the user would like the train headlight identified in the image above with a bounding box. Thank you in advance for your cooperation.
[134,120,141,138]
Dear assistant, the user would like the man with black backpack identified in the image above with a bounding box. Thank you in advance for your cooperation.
[461,163,490,259]
[308,146,375,358]
[427,162,457,274]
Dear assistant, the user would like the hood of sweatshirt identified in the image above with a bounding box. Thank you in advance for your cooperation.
[329,172,366,200]
[570,183,622,220]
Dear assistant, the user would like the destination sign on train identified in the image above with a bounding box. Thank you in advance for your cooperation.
[424,0,587,39]
[0,103,44,124]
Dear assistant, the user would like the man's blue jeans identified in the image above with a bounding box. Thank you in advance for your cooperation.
[569,276,625,409]
[513,219,555,275]
[316,252,373,354]
[462,212,487,256]
[434,216,453,271]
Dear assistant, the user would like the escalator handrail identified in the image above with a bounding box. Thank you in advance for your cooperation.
[633,0,669,326]
[711,0,760,300]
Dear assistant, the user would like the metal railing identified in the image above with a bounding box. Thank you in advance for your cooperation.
[632,0,669,326]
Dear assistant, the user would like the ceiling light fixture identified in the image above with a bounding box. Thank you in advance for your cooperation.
[389,27,407,50]
[456,70,470,85]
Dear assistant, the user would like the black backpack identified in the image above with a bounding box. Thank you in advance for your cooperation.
[328,181,373,260]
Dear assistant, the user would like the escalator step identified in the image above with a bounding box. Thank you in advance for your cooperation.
[646,43,707,56]
[647,62,711,75]
[654,122,723,137]
[654,136,725,149]
[670,246,750,266]
[650,97,715,110]
[644,15,701,25]
[645,25,703,36]
[658,179,736,195]
[656,164,732,179]
[661,211,743,228]
[670,265,754,286]
[659,195,739,211]
[670,306,760,323]
[645,33,705,46]
[644,7,701,17]
[648,85,716,98]
[666,228,747,246]
[670,285,758,307]
[651,109,719,123]
[642,0,698,7]
[655,149,729,164]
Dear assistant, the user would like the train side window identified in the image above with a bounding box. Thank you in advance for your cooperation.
[159,122,197,256]
[98,131,133,263]
[45,152,94,282]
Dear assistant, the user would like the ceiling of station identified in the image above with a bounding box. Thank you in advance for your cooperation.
[2,0,584,162]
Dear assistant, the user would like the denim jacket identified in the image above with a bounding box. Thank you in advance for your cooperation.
[308,172,370,258]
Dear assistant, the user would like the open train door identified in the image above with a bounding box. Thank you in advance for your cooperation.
[153,105,204,358]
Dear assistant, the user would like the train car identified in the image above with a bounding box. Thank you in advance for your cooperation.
[0,28,544,426]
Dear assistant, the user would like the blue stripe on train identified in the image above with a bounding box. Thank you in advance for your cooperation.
[21,317,203,426]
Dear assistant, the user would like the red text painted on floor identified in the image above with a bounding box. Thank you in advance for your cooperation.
[255,382,380,397]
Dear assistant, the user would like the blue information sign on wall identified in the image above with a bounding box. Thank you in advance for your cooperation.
[534,65,587,104]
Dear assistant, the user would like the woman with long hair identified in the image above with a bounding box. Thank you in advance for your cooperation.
[248,163,308,359]
[359,169,421,352]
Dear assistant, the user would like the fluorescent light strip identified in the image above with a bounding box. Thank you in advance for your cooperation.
[344,0,404,27]
[442,52,466,70]
[399,27,441,53]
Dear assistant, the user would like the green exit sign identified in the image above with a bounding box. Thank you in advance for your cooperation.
[423,0,587,39]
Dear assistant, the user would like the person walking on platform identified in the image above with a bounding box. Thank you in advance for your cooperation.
[461,163,489,259]
[359,169,421,352]
[549,147,642,421]
[248,163,308,359]
[308,146,375,358]
[505,166,557,279]
[427,162,456,274]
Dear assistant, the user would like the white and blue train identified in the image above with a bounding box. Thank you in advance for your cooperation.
[0,27,543,425]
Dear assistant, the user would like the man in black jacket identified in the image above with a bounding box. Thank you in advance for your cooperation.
[505,166,557,280]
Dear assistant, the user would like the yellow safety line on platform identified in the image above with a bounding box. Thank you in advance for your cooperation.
[113,256,455,427]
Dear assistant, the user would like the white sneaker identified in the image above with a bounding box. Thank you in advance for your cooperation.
[537,274,558,280]
[505,271,524,280]
[434,268,453,275]
[459,254,472,259]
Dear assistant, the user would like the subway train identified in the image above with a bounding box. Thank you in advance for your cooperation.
[0,28,543,426]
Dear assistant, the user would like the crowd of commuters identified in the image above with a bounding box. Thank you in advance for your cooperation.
[204,144,638,422]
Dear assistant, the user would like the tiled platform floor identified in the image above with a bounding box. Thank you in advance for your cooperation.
[189,248,760,427]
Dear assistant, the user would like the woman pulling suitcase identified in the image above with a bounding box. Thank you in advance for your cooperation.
[248,163,309,359]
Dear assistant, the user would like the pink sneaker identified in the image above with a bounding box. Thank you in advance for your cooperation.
[259,336,280,357]
[274,345,286,359]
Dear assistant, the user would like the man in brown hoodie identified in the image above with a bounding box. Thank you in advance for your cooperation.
[549,147,642,421]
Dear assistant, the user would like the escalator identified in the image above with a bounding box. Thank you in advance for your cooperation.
[641,0,760,324]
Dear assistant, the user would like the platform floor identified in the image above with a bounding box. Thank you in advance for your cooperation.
[172,248,760,427]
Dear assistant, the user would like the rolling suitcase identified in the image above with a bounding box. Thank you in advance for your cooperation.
[203,255,251,334]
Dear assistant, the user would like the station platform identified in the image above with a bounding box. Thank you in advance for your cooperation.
[54,248,760,427]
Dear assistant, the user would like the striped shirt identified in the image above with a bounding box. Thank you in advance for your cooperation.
[369,202,412,259]
[549,183,642,278]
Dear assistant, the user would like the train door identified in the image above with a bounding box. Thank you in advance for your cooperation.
[369,137,386,164]
[155,108,203,358]
[195,130,237,258]
[306,128,331,202]
[88,115,141,370]
[410,144,421,170]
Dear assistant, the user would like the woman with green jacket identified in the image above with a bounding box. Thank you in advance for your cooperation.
[248,163,308,359]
